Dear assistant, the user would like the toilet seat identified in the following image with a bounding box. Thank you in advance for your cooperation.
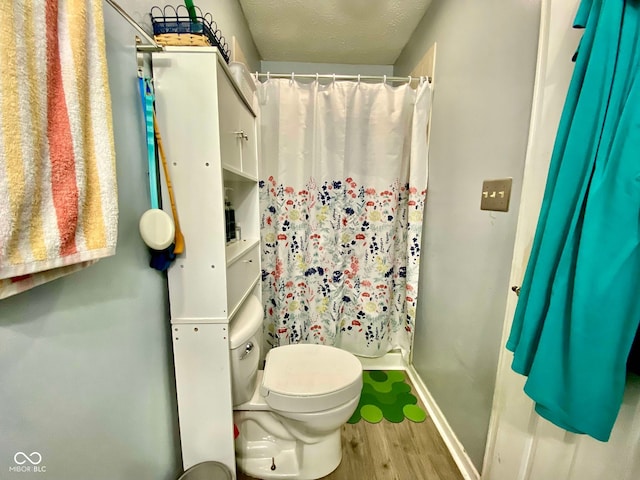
[260,344,362,413]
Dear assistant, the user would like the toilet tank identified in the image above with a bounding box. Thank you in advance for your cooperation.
[229,295,263,406]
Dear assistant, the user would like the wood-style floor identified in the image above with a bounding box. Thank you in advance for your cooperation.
[236,377,463,480]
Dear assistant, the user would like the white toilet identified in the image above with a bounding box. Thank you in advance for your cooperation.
[230,296,363,480]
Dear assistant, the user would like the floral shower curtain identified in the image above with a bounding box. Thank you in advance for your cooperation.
[258,78,430,358]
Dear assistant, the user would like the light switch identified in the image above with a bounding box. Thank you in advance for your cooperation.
[480,178,512,212]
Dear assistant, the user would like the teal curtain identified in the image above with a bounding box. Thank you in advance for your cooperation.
[507,0,640,441]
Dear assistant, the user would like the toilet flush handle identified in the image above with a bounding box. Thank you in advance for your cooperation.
[240,341,254,360]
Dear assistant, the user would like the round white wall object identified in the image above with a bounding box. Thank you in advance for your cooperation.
[139,209,175,250]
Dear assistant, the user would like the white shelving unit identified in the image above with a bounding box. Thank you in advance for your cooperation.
[152,47,260,477]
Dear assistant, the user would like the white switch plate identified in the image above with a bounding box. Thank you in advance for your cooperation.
[481,178,512,212]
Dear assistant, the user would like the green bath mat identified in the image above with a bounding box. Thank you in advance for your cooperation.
[348,370,427,424]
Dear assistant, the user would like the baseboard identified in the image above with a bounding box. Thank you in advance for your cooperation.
[406,365,481,480]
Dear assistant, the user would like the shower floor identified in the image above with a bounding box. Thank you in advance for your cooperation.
[236,373,463,480]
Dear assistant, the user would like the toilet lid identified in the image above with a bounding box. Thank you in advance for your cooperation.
[261,344,363,413]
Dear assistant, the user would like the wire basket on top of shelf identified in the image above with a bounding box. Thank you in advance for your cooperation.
[150,5,230,62]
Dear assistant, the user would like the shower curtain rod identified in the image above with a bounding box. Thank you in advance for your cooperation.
[254,72,432,84]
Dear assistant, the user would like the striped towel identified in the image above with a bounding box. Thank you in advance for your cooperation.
[0,0,117,299]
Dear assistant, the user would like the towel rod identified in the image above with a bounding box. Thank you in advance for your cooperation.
[104,0,163,52]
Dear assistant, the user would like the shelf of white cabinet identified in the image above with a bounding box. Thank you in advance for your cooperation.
[226,238,260,266]
[228,275,261,321]
[222,166,258,183]
[226,242,260,319]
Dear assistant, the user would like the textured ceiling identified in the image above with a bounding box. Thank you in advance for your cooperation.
[238,0,432,65]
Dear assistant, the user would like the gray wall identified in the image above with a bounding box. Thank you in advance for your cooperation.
[395,0,541,470]
[0,2,259,479]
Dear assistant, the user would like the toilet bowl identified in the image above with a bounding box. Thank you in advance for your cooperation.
[230,296,362,480]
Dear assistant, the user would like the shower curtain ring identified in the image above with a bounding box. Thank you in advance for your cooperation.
[291,72,295,82]
[267,72,271,81]
[383,75,387,84]
[408,76,412,84]
[357,74,361,85]
[316,73,319,82]
[333,73,336,83]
